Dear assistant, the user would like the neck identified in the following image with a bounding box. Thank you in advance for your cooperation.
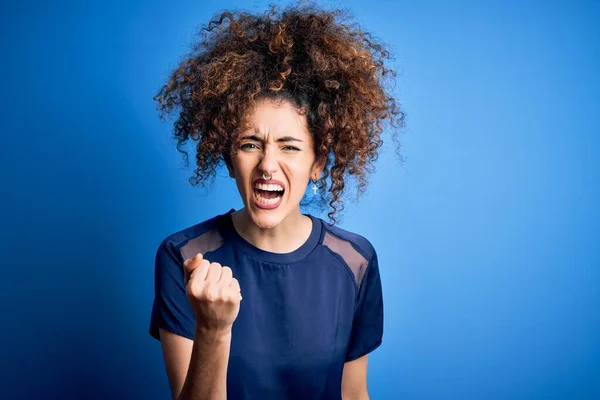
[232,207,313,254]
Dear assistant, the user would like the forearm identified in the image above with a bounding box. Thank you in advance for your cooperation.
[177,327,232,400]
[342,394,370,400]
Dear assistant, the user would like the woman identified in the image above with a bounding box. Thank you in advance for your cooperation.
[149,2,403,399]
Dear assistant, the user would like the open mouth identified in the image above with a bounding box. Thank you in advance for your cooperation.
[253,183,285,205]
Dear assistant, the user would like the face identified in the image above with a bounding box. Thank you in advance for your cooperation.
[227,99,323,230]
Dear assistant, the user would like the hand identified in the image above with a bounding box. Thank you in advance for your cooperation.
[183,253,242,335]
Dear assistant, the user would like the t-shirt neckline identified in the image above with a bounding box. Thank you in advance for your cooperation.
[217,208,322,264]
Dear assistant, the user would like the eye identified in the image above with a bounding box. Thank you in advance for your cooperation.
[282,146,300,152]
[241,143,258,150]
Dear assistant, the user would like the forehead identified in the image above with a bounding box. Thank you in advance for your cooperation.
[241,99,310,137]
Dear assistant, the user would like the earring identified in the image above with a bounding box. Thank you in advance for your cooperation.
[311,178,318,195]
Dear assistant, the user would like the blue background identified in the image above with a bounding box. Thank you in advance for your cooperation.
[1,0,599,398]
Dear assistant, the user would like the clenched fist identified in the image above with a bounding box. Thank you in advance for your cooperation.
[183,253,242,334]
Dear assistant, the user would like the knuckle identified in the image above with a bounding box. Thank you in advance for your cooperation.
[228,287,240,300]
[205,283,219,301]
[209,263,223,278]
[187,282,201,299]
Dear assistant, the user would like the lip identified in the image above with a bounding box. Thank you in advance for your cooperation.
[253,194,283,210]
[252,177,286,210]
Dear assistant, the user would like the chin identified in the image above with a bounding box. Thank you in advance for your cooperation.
[253,218,281,230]
[243,192,294,228]
[247,206,285,229]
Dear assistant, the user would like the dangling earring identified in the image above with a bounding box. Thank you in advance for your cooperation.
[311,178,318,195]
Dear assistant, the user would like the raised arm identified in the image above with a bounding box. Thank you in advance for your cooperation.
[159,253,242,400]
[160,327,232,400]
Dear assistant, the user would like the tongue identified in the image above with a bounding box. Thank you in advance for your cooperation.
[257,189,280,199]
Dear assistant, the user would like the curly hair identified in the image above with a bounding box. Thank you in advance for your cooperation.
[154,0,404,223]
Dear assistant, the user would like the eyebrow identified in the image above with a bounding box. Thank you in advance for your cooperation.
[241,134,303,143]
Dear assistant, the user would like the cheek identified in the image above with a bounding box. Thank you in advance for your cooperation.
[232,157,257,193]
[232,156,252,176]
[284,162,312,190]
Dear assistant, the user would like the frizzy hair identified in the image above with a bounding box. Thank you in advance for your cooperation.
[153,0,404,223]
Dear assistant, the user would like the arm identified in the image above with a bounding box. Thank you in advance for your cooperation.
[341,354,370,400]
[159,326,232,400]
[153,241,241,400]
[342,246,383,400]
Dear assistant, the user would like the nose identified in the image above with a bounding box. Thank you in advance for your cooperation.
[258,144,279,176]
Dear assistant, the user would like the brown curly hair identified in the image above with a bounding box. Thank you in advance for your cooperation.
[154,0,404,223]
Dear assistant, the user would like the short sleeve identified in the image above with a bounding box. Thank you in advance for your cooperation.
[345,249,384,362]
[149,238,196,341]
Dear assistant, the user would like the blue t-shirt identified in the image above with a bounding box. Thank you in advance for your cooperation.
[149,208,384,399]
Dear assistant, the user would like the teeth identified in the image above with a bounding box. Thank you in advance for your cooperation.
[254,191,282,205]
[254,183,284,191]
[257,196,281,204]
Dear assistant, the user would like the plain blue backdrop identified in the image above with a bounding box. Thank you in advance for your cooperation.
[1,0,598,399]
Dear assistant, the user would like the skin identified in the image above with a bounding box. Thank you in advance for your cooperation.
[159,99,370,399]
[226,99,324,252]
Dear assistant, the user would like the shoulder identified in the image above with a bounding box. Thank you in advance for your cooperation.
[158,211,230,262]
[318,218,377,262]
[315,217,377,289]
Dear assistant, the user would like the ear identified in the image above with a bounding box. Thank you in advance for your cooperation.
[310,155,327,180]
[223,153,235,178]
[227,164,235,178]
